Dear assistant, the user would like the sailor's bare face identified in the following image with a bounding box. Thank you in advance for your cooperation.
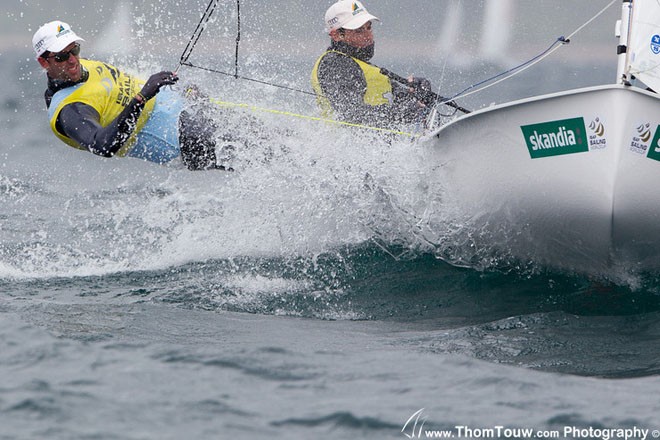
[331,21,374,48]
[38,43,83,82]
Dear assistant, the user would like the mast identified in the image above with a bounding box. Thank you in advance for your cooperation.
[616,0,633,84]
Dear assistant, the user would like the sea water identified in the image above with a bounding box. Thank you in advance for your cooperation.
[2,20,660,440]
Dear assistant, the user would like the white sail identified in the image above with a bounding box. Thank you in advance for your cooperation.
[93,1,135,56]
[480,0,513,62]
[435,0,514,67]
[437,0,464,55]
[629,0,660,91]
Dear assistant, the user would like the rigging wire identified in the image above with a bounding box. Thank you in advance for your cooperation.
[180,62,318,97]
[434,0,463,102]
[440,37,571,104]
[178,0,316,96]
[176,0,219,74]
[441,0,619,104]
[177,0,619,125]
[234,0,240,78]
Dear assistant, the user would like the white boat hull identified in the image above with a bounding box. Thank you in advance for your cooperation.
[424,85,660,276]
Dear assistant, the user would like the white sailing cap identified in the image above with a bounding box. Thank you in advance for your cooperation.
[325,0,379,32]
[32,20,84,57]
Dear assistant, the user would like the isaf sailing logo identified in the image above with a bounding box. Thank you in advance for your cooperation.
[629,122,653,155]
[589,118,604,137]
[587,117,607,150]
[520,117,589,159]
[638,123,652,143]
[629,122,660,162]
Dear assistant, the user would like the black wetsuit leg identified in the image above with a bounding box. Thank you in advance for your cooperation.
[178,109,220,171]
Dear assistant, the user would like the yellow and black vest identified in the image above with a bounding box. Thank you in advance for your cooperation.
[48,59,155,156]
[311,50,393,119]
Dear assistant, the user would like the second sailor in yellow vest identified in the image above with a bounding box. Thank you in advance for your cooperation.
[311,1,432,131]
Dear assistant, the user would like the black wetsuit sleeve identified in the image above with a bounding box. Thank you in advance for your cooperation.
[390,82,428,124]
[57,99,146,157]
[317,52,425,128]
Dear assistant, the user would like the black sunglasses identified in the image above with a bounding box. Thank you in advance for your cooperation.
[45,44,81,62]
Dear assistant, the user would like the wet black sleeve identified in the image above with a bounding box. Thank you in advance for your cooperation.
[389,81,429,125]
[57,99,146,157]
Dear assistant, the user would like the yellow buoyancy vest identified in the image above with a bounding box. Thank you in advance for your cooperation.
[311,50,393,119]
[48,59,155,156]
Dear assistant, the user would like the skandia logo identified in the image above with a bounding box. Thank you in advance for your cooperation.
[352,2,364,15]
[520,117,588,159]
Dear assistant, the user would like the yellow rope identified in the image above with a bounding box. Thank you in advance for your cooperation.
[208,97,417,137]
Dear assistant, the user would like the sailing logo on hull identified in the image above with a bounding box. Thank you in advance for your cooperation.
[521,117,588,159]
[630,122,654,155]
[588,116,607,150]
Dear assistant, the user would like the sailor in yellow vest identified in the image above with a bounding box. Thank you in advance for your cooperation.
[33,20,225,171]
[312,1,434,131]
